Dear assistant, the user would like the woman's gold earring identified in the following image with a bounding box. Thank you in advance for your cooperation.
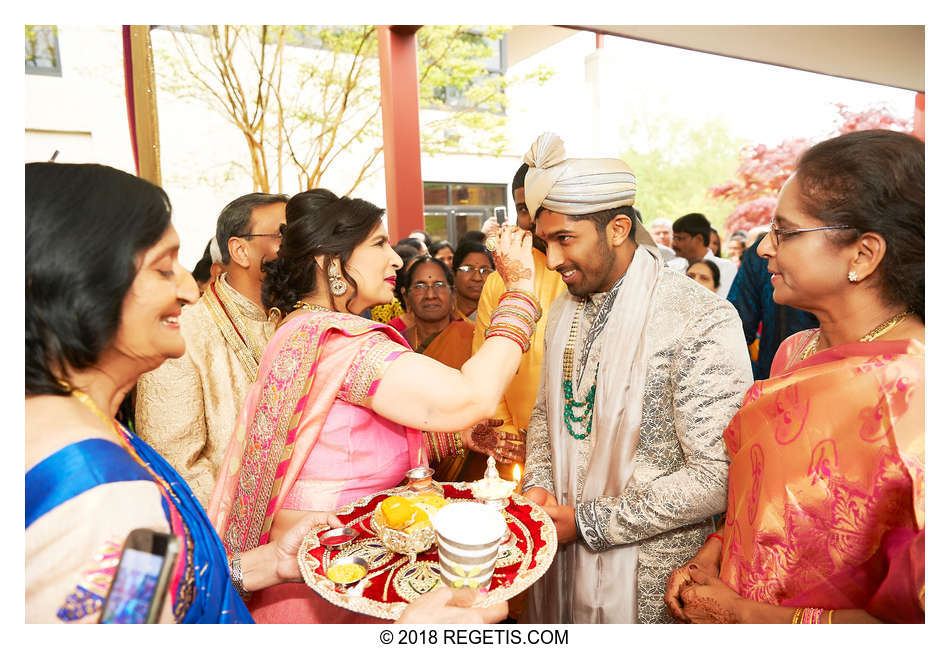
[329,268,347,296]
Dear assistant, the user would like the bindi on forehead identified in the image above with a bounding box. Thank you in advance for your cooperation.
[535,213,576,240]
[413,263,448,283]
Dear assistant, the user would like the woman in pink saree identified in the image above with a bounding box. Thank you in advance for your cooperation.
[665,130,924,624]
[208,189,538,623]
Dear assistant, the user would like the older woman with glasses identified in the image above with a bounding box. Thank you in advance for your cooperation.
[401,255,525,481]
[452,240,494,322]
[403,256,471,360]
[665,130,924,624]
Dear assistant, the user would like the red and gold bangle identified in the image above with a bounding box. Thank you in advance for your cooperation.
[488,322,530,346]
[499,289,542,319]
[802,608,824,624]
[423,431,441,463]
[425,431,465,463]
[486,326,530,352]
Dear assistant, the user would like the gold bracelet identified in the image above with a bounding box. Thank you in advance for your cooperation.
[230,554,250,600]
[791,607,805,624]
[827,609,834,624]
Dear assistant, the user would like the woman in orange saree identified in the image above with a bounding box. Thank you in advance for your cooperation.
[665,130,924,624]
[209,189,538,623]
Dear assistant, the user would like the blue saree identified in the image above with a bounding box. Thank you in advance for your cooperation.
[26,429,254,623]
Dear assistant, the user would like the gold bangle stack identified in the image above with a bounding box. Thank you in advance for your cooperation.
[791,607,805,624]
[485,289,543,353]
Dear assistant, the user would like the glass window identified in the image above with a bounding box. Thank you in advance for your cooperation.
[423,183,449,205]
[424,181,506,245]
[450,184,505,206]
[423,213,449,242]
[25,26,61,76]
[456,211,485,236]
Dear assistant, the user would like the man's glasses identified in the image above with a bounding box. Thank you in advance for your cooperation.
[768,219,856,247]
[407,281,451,295]
[238,232,282,240]
[457,265,493,277]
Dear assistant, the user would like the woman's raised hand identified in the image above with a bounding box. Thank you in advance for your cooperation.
[489,226,534,293]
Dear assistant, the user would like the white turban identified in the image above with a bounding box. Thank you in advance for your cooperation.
[523,132,655,249]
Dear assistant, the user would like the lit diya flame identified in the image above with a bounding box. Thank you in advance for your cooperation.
[513,463,522,483]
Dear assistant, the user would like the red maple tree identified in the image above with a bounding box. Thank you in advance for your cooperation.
[711,103,914,235]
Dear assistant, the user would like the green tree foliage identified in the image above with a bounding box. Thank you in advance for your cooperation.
[619,111,743,233]
[156,25,517,194]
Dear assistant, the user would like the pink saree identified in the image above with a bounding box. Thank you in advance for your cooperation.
[719,330,924,622]
[208,310,426,623]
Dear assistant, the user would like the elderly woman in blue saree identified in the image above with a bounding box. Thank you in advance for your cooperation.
[24,163,507,625]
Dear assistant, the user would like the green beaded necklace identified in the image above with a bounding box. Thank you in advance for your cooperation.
[562,300,598,440]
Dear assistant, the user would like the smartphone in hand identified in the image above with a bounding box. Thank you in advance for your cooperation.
[99,529,180,624]
[494,206,507,226]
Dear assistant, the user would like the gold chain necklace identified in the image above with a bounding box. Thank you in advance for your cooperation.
[562,300,584,380]
[70,388,147,461]
[800,310,911,360]
[294,300,331,313]
[71,388,195,622]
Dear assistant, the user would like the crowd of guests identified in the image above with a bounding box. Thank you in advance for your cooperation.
[26,129,923,625]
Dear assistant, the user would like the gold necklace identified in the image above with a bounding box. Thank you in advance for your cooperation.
[71,389,183,523]
[800,310,911,360]
[562,300,597,440]
[70,389,145,463]
[294,300,331,313]
[71,388,118,430]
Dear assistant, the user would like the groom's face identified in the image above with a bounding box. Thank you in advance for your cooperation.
[535,209,616,298]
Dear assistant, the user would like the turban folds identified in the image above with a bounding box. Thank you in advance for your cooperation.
[523,132,655,249]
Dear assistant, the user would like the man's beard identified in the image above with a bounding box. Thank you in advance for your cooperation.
[566,235,616,298]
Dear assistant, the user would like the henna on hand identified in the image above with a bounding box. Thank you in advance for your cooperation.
[682,594,739,624]
[664,565,693,622]
[467,419,525,464]
[470,422,499,453]
[467,418,505,458]
[494,255,532,284]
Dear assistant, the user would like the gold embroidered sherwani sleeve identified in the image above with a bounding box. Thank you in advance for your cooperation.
[136,349,214,506]
[575,300,753,552]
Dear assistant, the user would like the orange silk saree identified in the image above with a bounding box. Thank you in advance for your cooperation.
[719,331,924,622]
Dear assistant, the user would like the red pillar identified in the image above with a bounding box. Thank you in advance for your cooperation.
[913,92,925,141]
[377,26,425,240]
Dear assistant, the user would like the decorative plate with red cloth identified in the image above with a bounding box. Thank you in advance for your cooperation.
[297,482,556,619]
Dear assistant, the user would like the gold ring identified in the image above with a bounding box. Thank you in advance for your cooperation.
[485,237,498,252]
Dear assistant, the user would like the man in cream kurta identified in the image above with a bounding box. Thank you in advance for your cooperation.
[519,134,753,623]
[136,193,286,507]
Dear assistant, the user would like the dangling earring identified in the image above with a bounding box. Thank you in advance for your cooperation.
[848,270,858,283]
[329,267,347,296]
